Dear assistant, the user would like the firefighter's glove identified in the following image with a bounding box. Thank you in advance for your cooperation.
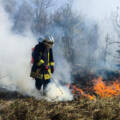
[51,66,54,74]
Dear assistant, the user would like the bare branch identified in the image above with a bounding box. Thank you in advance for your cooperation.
[115,6,120,28]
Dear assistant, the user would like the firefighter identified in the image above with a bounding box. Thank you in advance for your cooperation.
[30,35,54,95]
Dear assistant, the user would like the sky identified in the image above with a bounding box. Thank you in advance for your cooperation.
[73,0,120,21]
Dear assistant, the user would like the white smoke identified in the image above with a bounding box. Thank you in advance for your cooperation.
[46,82,73,101]
[72,0,120,71]
[0,2,73,101]
[73,0,120,21]
[0,2,37,94]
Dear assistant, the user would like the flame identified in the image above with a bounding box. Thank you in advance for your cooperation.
[67,84,95,100]
[93,76,120,98]
[67,76,120,100]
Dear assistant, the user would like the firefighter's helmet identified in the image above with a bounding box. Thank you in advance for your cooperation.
[43,35,54,44]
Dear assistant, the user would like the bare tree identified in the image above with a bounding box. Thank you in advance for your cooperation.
[115,7,120,28]
[53,3,78,61]
[3,0,54,34]
[112,6,120,36]
[52,2,99,68]
[31,0,53,34]
[13,0,34,33]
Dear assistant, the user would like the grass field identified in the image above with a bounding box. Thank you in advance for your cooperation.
[0,91,120,120]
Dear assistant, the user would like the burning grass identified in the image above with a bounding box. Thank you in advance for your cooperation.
[70,76,120,100]
[93,76,120,98]
[1,74,120,120]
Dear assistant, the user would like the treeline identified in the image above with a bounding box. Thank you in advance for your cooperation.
[3,0,99,70]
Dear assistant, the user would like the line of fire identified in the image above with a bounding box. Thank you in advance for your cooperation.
[65,33,120,100]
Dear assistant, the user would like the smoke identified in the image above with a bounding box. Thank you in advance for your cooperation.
[46,82,73,101]
[71,0,120,72]
[0,2,37,94]
[0,1,73,101]
[44,24,73,101]
[3,0,120,75]
[73,0,120,21]
[3,0,120,101]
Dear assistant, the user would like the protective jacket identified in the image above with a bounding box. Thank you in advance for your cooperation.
[30,42,54,80]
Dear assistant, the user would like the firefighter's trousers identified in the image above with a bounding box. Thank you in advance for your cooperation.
[35,78,50,91]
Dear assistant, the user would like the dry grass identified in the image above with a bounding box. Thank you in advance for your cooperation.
[0,91,120,120]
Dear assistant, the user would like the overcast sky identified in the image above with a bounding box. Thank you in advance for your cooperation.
[73,0,120,21]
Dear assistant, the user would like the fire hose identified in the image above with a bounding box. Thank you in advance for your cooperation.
[51,76,64,95]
